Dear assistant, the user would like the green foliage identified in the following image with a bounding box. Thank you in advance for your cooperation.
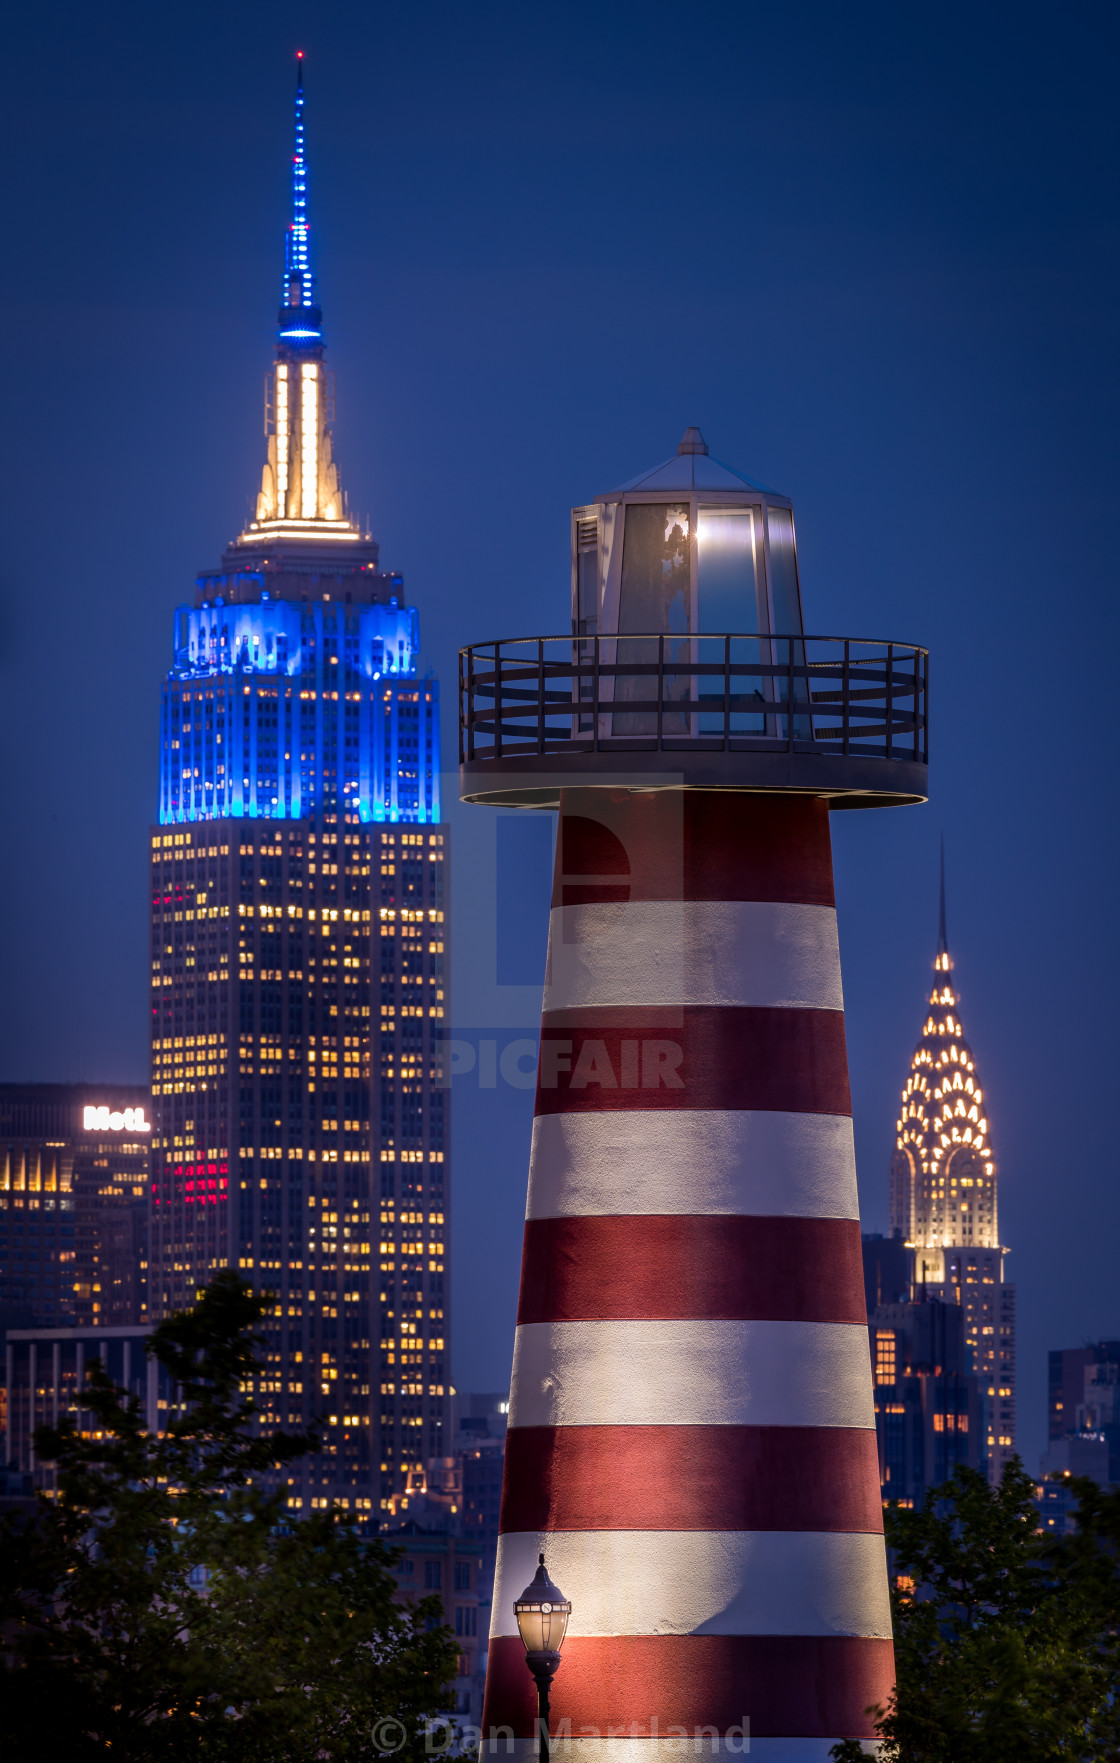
[0,1270,458,1762]
[831,1460,1120,1763]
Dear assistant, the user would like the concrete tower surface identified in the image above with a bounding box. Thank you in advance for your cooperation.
[462,432,929,1761]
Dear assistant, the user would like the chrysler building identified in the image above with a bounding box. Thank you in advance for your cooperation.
[890,857,1015,1480]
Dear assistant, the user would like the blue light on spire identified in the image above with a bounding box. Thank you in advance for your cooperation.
[286,57,309,296]
[278,53,322,347]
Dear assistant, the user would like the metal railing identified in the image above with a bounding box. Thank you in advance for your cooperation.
[460,634,928,765]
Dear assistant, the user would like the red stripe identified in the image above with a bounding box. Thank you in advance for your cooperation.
[535,1006,851,1116]
[481,1633,893,1740]
[499,1425,884,1534]
[553,790,835,908]
[516,1216,865,1324]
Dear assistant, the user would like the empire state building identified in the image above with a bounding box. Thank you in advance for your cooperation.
[890,860,1016,1480]
[148,61,450,1522]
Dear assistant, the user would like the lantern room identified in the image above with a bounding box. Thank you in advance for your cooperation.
[459,427,927,808]
[571,427,805,642]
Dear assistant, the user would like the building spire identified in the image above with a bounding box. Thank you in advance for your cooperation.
[890,861,996,1243]
[278,52,322,348]
[228,57,369,553]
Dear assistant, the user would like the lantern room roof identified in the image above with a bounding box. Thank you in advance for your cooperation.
[604,427,784,498]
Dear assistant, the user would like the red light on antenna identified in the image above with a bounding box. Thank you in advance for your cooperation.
[297,50,304,58]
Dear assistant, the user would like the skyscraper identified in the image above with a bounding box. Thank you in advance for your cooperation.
[0,1085,151,1334]
[890,855,1015,1480]
[861,1234,985,1505]
[148,61,450,1523]
[1047,1341,1120,1486]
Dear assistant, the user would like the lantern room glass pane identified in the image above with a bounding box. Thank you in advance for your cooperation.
[577,548,598,636]
[574,515,599,637]
[765,506,804,635]
[696,507,760,632]
[618,504,690,634]
[614,504,690,735]
[696,509,765,733]
[765,507,811,739]
[574,522,599,731]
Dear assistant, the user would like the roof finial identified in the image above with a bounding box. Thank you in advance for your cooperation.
[937,835,948,959]
[677,426,709,456]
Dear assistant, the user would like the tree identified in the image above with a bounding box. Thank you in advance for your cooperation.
[832,1461,1120,1763]
[0,1270,457,1762]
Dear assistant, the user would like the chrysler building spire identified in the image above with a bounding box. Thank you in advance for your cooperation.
[230,56,365,556]
[888,857,1016,1480]
[891,858,995,1246]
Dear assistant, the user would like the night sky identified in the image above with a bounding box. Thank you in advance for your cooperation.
[2,1,1117,1470]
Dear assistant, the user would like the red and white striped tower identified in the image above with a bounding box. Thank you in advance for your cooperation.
[462,430,929,1761]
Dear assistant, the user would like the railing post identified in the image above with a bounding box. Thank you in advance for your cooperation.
[912,647,920,761]
[465,647,474,762]
[538,638,545,756]
[842,639,850,756]
[657,633,665,748]
[786,637,794,750]
[724,633,731,751]
[885,643,894,761]
[495,643,503,762]
[593,636,601,752]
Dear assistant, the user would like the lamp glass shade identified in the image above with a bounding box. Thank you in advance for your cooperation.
[514,1554,571,1656]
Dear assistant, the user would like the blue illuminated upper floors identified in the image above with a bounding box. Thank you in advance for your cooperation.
[159,589,441,826]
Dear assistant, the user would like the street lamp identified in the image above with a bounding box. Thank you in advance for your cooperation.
[514,1553,572,1763]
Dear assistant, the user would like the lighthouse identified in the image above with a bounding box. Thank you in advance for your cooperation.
[462,430,928,1760]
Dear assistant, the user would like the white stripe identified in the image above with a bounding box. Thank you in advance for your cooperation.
[526,1111,858,1220]
[491,1530,891,1640]
[508,1320,875,1431]
[484,1742,870,1761]
[543,902,842,1013]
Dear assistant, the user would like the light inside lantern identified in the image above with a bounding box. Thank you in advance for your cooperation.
[514,1553,572,1657]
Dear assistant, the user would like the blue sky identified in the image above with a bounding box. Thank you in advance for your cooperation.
[1,0,1117,1469]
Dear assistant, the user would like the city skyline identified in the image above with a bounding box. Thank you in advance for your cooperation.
[1,6,1117,1476]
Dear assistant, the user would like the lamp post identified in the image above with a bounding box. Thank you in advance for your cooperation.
[514,1553,571,1763]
